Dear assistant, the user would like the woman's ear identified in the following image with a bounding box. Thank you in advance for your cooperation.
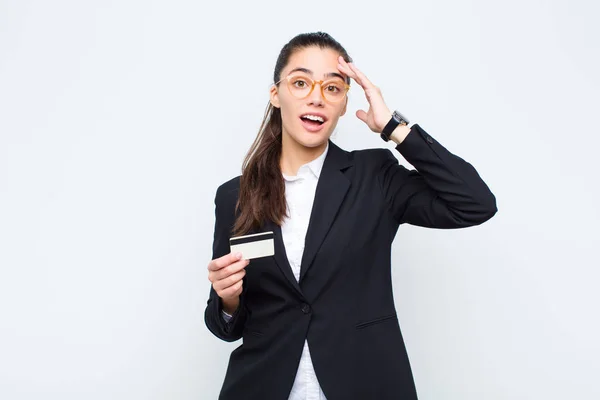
[340,97,348,116]
[270,85,281,109]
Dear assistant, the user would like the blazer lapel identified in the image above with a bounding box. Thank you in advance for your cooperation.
[263,218,304,298]
[299,140,352,282]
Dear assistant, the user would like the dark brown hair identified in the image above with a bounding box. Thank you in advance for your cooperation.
[232,32,352,236]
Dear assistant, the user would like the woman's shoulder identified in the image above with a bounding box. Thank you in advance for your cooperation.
[334,141,397,170]
[214,175,241,203]
[349,146,393,159]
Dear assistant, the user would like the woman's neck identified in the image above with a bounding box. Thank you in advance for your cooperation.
[280,133,328,176]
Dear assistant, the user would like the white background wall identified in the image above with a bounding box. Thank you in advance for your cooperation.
[1,0,598,399]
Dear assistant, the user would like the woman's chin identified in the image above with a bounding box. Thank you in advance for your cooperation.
[297,129,331,147]
[282,125,332,149]
[298,135,329,149]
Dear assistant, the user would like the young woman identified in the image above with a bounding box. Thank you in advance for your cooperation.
[205,32,497,400]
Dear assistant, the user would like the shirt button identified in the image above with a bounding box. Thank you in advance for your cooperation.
[301,304,311,314]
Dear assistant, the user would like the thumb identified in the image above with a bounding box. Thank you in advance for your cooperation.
[356,109,368,123]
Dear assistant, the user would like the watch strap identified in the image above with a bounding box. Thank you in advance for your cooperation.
[380,111,409,142]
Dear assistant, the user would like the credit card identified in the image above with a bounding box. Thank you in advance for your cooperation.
[229,231,275,260]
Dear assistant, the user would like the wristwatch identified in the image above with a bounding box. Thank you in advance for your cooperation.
[380,110,409,142]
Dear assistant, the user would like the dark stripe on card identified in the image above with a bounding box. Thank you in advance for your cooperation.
[229,232,274,246]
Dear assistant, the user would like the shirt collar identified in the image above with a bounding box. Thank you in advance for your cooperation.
[282,141,329,181]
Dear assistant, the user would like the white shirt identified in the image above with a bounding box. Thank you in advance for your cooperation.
[281,142,328,400]
[222,143,329,400]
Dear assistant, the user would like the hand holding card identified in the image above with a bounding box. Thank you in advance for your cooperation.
[207,251,248,313]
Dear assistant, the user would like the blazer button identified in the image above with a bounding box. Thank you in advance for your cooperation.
[426,136,434,144]
[301,304,311,314]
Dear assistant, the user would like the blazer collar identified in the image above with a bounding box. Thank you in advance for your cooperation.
[299,139,353,282]
[265,139,353,296]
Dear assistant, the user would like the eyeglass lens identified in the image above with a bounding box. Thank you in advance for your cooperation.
[287,74,347,102]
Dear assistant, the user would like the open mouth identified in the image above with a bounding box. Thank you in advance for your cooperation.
[299,114,327,131]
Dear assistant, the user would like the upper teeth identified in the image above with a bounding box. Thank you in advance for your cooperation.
[303,115,324,122]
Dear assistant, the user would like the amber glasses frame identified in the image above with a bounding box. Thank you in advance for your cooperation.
[274,72,351,103]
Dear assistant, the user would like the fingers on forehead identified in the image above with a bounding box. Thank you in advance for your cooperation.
[352,66,370,83]
[356,73,374,88]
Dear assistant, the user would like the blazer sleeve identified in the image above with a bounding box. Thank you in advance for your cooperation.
[378,124,497,228]
[204,184,248,342]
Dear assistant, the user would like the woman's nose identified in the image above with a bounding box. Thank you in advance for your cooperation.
[307,82,325,105]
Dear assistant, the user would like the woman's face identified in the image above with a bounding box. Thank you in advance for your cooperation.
[270,46,348,149]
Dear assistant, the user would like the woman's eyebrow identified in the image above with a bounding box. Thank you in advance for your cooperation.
[289,67,345,80]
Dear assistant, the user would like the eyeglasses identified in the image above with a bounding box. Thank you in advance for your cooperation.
[275,73,350,103]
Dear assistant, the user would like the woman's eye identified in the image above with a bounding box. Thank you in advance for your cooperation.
[294,80,307,88]
[326,85,340,92]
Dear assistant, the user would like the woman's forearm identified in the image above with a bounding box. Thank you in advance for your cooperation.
[222,296,240,315]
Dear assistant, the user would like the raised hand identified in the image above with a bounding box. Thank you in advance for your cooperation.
[336,56,393,134]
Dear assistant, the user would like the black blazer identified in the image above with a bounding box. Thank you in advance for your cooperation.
[205,124,497,400]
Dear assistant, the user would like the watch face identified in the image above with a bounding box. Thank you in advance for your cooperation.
[394,111,409,125]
